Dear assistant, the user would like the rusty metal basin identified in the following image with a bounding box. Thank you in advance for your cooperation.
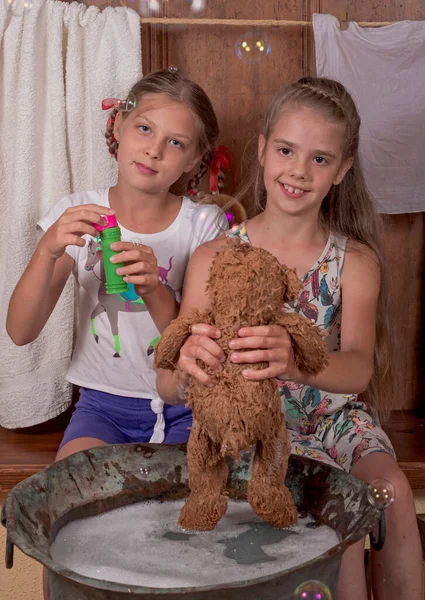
[3,444,381,599]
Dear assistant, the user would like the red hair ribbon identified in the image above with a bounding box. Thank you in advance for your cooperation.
[102,98,125,144]
[209,145,238,195]
[101,97,125,111]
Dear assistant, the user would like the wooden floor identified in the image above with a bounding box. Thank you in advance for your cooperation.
[0,410,424,493]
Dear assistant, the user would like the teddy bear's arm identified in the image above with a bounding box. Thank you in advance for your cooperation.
[154,309,213,371]
[272,312,329,376]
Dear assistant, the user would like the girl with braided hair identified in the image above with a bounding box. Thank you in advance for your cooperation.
[156,77,422,598]
[7,68,230,461]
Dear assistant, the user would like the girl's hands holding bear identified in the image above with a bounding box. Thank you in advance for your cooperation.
[177,323,299,387]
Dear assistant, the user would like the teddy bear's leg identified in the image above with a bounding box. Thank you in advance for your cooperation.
[179,420,228,531]
[248,427,298,528]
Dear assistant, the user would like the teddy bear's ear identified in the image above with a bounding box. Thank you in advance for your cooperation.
[281,265,303,302]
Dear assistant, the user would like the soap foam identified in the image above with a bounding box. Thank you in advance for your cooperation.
[50,500,339,589]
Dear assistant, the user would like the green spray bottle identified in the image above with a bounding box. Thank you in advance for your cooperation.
[94,215,129,295]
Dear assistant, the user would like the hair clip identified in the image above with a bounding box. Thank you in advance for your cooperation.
[168,65,178,73]
[101,92,137,112]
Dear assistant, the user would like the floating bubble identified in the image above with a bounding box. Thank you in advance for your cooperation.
[111,91,137,112]
[189,0,204,11]
[235,31,271,64]
[139,0,159,13]
[367,478,395,509]
[192,193,247,234]
[5,0,32,15]
[168,64,179,73]
[294,580,332,600]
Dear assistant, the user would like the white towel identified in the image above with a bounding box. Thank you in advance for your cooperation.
[0,0,142,428]
[313,13,425,214]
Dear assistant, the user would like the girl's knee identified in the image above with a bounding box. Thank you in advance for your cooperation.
[385,472,416,523]
[352,453,416,516]
[55,437,108,461]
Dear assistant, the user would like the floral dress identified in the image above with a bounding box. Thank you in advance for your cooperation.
[228,223,395,472]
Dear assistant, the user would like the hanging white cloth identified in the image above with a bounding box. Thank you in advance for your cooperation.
[0,0,142,427]
[313,13,425,214]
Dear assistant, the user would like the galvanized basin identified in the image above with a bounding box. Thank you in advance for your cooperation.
[3,444,381,599]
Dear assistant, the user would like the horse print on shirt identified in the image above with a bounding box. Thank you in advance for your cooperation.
[84,238,175,358]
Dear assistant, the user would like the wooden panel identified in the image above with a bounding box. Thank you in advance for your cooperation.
[386,411,425,490]
[0,428,62,492]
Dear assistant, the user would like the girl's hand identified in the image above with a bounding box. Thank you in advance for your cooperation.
[40,205,116,260]
[228,325,300,381]
[109,242,159,297]
[177,323,224,388]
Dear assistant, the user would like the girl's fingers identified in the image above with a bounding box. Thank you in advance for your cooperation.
[124,275,157,287]
[67,235,87,248]
[110,251,156,266]
[116,262,156,276]
[189,346,222,371]
[237,325,285,338]
[110,241,153,254]
[242,366,282,380]
[178,356,213,387]
[230,335,292,352]
[64,210,112,227]
[62,221,99,238]
[188,334,225,363]
[230,349,287,364]
[191,323,221,339]
[67,204,115,215]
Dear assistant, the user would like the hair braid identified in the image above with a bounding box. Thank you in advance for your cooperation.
[187,150,213,196]
[105,106,120,159]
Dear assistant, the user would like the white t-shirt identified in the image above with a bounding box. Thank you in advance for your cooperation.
[39,188,228,399]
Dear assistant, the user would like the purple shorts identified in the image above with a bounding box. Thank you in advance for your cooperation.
[59,387,192,450]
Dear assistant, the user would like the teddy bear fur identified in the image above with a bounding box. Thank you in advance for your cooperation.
[154,236,329,531]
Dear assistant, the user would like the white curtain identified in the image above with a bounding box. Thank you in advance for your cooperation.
[0,0,142,427]
[314,13,425,214]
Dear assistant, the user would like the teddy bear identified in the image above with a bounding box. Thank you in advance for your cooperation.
[154,236,329,531]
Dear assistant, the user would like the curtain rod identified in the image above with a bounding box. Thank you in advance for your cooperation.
[139,17,395,28]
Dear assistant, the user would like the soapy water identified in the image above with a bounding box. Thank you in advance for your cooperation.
[51,500,340,588]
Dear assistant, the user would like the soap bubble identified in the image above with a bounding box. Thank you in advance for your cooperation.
[367,478,395,509]
[121,91,137,112]
[5,0,32,15]
[192,194,247,235]
[213,194,247,230]
[168,64,179,73]
[294,580,332,600]
[235,31,271,64]
[139,0,160,15]
[111,91,137,112]
[189,0,204,11]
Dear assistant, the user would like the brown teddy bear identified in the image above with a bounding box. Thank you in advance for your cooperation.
[154,236,328,531]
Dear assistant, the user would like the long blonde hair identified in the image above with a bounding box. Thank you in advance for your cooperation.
[238,77,394,420]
